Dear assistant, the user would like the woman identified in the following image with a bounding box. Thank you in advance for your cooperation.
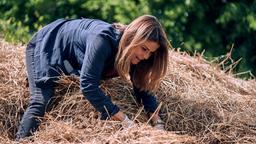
[16,15,170,139]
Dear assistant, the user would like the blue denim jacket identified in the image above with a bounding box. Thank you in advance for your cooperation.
[31,18,157,119]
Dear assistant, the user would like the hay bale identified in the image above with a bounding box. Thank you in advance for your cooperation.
[0,39,255,143]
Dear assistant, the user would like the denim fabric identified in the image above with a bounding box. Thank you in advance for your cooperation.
[16,38,55,140]
[29,18,121,120]
[133,85,158,113]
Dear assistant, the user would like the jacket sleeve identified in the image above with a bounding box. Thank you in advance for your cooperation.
[129,66,158,114]
[133,85,158,114]
[80,34,119,120]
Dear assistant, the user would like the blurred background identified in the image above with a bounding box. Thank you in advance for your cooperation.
[0,0,255,78]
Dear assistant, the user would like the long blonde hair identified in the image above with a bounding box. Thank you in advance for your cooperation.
[115,15,171,92]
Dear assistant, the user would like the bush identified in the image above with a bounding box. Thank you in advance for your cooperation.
[0,0,255,77]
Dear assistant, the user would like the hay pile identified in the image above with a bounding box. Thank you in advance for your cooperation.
[0,39,255,143]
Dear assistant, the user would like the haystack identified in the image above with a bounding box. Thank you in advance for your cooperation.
[0,39,255,143]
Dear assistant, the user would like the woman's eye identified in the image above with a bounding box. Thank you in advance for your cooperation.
[142,47,147,51]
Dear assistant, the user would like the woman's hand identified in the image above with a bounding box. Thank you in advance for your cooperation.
[111,111,126,121]
[112,111,135,129]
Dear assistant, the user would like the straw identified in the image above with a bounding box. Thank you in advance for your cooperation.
[0,39,255,143]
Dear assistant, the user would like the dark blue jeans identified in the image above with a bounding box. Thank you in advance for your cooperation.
[16,38,55,139]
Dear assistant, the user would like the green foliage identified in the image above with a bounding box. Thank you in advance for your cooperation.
[0,0,255,78]
[0,18,30,44]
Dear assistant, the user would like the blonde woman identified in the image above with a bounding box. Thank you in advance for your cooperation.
[16,15,171,139]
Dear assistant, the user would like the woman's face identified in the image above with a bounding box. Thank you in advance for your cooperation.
[131,40,159,65]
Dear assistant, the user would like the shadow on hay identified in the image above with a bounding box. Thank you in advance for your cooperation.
[159,96,222,135]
